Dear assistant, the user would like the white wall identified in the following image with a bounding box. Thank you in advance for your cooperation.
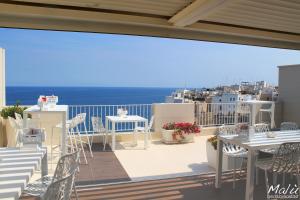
[153,103,195,133]
[278,64,300,125]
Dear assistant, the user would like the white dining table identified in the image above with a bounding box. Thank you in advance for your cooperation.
[23,105,69,155]
[105,115,149,151]
[215,130,300,200]
[0,147,48,200]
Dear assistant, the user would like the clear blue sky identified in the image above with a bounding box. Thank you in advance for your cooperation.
[0,28,299,88]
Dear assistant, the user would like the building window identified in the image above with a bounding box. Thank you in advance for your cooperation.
[219,99,222,102]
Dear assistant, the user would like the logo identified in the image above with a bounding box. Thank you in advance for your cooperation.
[267,184,299,199]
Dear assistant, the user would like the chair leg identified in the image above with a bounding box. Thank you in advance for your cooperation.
[103,132,108,151]
[74,128,88,164]
[256,154,259,185]
[83,122,93,158]
[86,135,93,158]
[264,169,269,194]
[73,184,79,200]
[233,158,236,189]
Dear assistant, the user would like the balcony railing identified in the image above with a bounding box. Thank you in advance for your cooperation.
[195,103,251,127]
[69,104,152,133]
[68,101,272,131]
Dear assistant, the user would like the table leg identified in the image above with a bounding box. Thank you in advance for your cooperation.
[245,149,256,200]
[215,138,223,188]
[112,122,116,151]
[144,120,149,149]
[41,148,48,177]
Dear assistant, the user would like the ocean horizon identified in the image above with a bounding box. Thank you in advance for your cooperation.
[6,86,177,105]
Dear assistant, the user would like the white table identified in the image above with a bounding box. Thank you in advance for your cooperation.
[0,147,48,200]
[215,130,300,200]
[105,115,149,151]
[23,105,69,155]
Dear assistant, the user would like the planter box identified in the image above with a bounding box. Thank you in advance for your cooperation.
[161,129,194,144]
[206,141,244,171]
[2,118,17,147]
[1,118,37,147]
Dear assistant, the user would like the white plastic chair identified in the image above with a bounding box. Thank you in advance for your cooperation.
[133,115,154,144]
[219,125,247,189]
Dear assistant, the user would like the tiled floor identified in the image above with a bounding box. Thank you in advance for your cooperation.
[114,135,215,181]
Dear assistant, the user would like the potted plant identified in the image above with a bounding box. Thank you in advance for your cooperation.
[0,102,27,147]
[162,122,200,144]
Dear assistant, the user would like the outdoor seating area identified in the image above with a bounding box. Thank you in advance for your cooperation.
[2,99,300,200]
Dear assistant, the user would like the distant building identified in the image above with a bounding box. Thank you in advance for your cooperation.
[165,89,191,103]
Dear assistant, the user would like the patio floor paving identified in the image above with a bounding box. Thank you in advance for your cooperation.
[114,135,215,181]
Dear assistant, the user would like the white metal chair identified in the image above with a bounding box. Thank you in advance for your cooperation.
[14,112,23,128]
[219,125,248,189]
[254,123,278,154]
[41,172,75,200]
[51,116,88,165]
[24,151,80,200]
[133,115,154,144]
[253,123,270,133]
[256,142,300,193]
[280,122,298,131]
[74,113,93,158]
[91,116,107,150]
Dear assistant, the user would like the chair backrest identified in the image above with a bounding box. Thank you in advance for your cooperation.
[42,172,75,200]
[52,151,80,182]
[148,116,154,130]
[91,116,105,132]
[76,113,86,123]
[254,123,270,133]
[219,125,244,154]
[280,122,298,131]
[14,113,23,128]
[271,142,300,174]
[218,125,236,135]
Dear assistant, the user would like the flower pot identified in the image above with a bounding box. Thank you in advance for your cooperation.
[2,118,17,147]
[161,129,194,144]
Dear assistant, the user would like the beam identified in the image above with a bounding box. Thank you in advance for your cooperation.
[169,0,234,27]
[0,3,299,50]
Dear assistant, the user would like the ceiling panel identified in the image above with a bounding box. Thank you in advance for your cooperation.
[13,0,194,16]
[203,0,300,34]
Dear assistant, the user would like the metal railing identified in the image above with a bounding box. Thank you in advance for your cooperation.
[195,102,251,127]
[69,104,152,133]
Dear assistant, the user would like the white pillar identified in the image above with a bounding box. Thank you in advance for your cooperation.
[0,48,5,106]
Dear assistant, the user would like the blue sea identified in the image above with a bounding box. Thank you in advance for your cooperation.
[6,86,175,105]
